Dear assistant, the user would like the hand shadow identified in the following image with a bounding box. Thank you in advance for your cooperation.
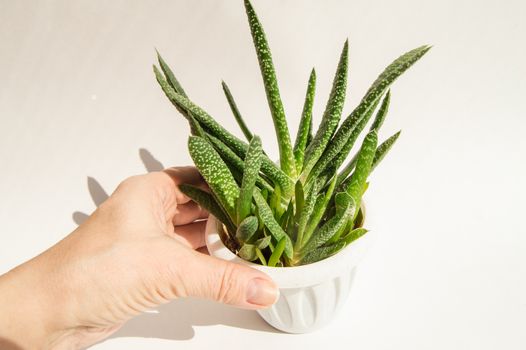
[110,297,277,341]
[72,148,279,344]
[72,148,159,226]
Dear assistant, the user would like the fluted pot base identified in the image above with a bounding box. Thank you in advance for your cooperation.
[205,216,374,334]
[257,267,357,333]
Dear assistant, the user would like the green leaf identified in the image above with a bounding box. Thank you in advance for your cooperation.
[308,91,382,184]
[253,189,293,258]
[306,115,314,146]
[308,163,337,196]
[239,244,257,261]
[153,65,195,131]
[153,65,209,139]
[269,184,282,218]
[301,173,337,246]
[367,46,431,96]
[255,247,267,265]
[260,188,269,201]
[335,191,352,215]
[279,201,294,236]
[160,87,293,195]
[236,216,259,242]
[354,205,365,228]
[278,200,291,226]
[256,235,271,249]
[369,90,390,131]
[207,134,273,193]
[259,157,294,197]
[327,192,357,244]
[284,201,296,237]
[372,130,401,171]
[237,136,262,222]
[294,182,318,254]
[302,193,355,253]
[328,88,388,188]
[302,40,349,177]
[178,183,236,235]
[187,113,208,139]
[342,227,368,245]
[362,182,369,195]
[306,45,430,183]
[159,82,235,143]
[344,131,378,209]
[156,50,188,97]
[335,154,358,189]
[222,81,253,141]
[337,129,400,191]
[244,0,296,178]
[268,237,287,267]
[294,68,316,172]
[300,241,346,265]
[188,136,240,220]
[294,180,305,223]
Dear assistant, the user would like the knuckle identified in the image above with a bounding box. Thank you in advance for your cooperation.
[117,174,147,190]
[145,237,189,300]
[216,263,240,304]
[155,239,190,299]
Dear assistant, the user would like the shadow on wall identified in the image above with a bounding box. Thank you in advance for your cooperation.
[72,148,163,225]
[72,148,279,344]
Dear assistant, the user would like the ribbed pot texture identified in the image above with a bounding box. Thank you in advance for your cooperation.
[205,216,375,333]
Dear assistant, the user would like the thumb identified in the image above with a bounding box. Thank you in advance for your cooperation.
[175,249,279,310]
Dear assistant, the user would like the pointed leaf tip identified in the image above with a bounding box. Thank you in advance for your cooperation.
[302,39,349,177]
[222,81,254,141]
[294,67,317,172]
[371,129,402,171]
[243,0,296,177]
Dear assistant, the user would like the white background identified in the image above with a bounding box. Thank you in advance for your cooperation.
[1,0,525,349]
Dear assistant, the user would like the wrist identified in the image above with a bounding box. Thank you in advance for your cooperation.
[0,253,74,349]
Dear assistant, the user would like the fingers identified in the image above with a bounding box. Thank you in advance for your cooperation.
[163,166,208,204]
[112,167,206,207]
[196,246,209,254]
[173,201,208,226]
[164,166,203,186]
[173,249,279,310]
[172,221,207,249]
[107,168,210,237]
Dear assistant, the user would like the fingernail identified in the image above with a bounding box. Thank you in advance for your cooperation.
[246,278,280,306]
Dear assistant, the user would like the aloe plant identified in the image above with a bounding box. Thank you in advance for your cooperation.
[153,0,430,266]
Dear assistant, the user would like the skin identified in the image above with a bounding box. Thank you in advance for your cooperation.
[0,167,279,349]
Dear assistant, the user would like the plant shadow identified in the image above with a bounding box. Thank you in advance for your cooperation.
[72,148,279,343]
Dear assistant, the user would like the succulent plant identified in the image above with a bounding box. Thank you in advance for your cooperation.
[153,0,430,266]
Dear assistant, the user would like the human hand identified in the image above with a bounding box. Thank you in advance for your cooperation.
[0,167,279,349]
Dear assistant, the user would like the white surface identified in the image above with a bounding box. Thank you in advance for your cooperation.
[0,0,525,349]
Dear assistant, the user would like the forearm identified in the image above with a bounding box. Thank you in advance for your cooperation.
[0,252,74,349]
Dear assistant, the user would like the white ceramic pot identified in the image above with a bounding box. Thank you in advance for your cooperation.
[205,215,375,333]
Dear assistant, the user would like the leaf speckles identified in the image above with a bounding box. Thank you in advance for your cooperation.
[153,1,430,266]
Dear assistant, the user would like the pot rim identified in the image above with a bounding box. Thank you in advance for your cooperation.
[205,215,375,289]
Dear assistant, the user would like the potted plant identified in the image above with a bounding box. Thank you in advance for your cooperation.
[153,0,429,333]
